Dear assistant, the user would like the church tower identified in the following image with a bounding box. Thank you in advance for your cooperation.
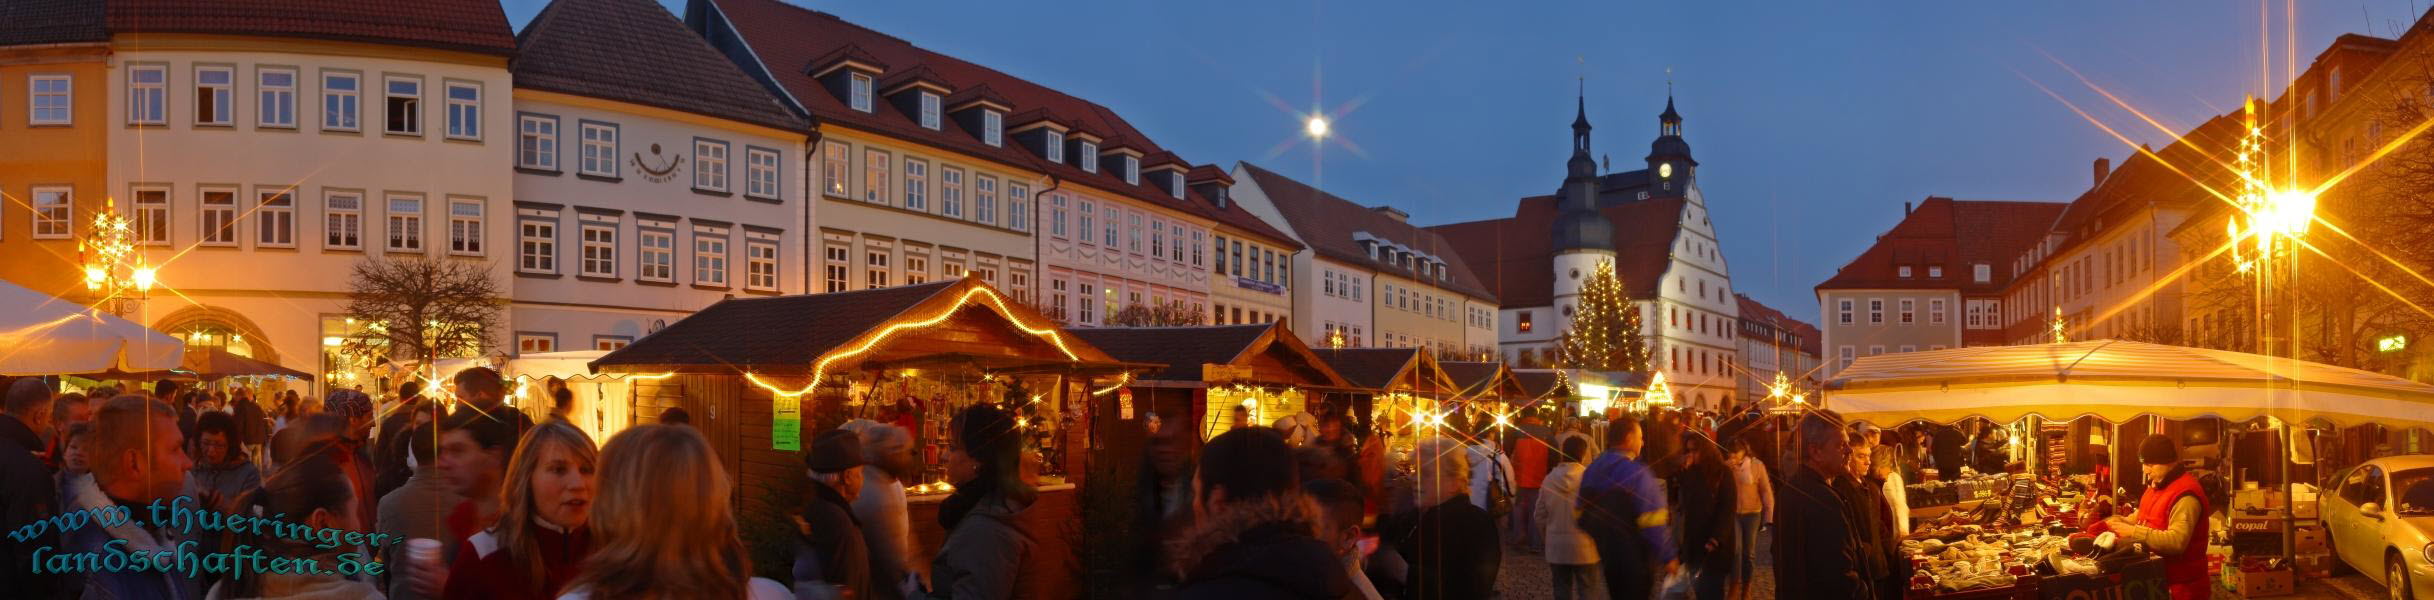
[1550,85,1615,326]
[1646,94,1697,198]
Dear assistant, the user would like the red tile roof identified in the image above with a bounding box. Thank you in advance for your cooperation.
[1735,294,1821,357]
[1814,197,2066,293]
[107,0,516,56]
[1,0,106,46]
[513,0,807,133]
[1235,163,1497,302]
[694,0,1298,248]
[1430,192,1689,307]
[1067,322,1348,387]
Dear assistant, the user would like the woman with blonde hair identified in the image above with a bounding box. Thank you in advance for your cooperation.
[556,424,790,599]
[439,419,598,600]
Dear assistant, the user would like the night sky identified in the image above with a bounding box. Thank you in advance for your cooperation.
[504,0,2420,321]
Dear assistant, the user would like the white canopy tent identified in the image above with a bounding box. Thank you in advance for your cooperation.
[0,279,183,376]
[1825,340,2434,428]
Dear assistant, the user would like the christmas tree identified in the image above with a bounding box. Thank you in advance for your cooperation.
[1557,259,1650,372]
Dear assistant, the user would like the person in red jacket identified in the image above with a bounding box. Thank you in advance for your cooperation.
[2103,435,2210,600]
[438,419,599,600]
[1508,411,1553,552]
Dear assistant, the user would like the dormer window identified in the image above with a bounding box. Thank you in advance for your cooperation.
[1928,265,1944,278]
[982,110,1003,147]
[918,91,940,129]
[1122,156,1139,185]
[1080,142,1098,172]
[1169,176,1184,199]
[1898,265,1913,278]
[1046,131,1065,162]
[849,73,873,112]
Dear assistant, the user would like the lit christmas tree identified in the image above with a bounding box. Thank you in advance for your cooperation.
[1557,259,1649,372]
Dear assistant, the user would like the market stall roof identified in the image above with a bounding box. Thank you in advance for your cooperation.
[180,347,312,381]
[1309,348,1459,396]
[436,350,623,383]
[1511,370,1571,399]
[1439,361,1526,399]
[1826,340,2434,428]
[0,279,184,376]
[589,278,1132,377]
[1066,322,1351,388]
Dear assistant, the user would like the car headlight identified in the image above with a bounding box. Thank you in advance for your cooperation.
[2423,541,2434,565]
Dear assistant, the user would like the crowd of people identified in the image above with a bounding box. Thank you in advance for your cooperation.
[0,366,2003,600]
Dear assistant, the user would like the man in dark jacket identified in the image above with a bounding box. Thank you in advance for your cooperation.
[1580,416,1675,600]
[1931,424,1966,481]
[1839,433,1897,600]
[374,381,428,500]
[797,430,874,599]
[0,379,60,597]
[1775,413,1871,599]
[1167,427,1351,600]
[1676,432,1738,600]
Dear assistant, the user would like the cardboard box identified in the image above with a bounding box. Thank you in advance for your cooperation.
[2291,498,2319,519]
[2235,489,2288,511]
[2225,567,2295,597]
[2229,517,2284,533]
[2294,552,2335,578]
[2292,525,2326,552]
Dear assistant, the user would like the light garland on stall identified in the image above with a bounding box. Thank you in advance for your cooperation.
[747,285,1083,399]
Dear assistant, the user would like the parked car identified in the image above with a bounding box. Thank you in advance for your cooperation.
[2323,455,2434,600]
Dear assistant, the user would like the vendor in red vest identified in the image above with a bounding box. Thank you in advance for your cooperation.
[2102,435,2210,600]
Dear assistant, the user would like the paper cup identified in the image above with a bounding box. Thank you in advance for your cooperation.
[406,538,443,566]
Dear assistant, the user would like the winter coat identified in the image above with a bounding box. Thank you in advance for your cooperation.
[851,467,913,600]
[189,451,261,512]
[1536,462,1599,566]
[371,398,426,502]
[1463,443,1514,513]
[0,414,61,597]
[378,467,461,600]
[795,481,872,600]
[1774,466,1870,600]
[443,518,593,600]
[61,473,201,600]
[1675,458,1738,567]
[1387,495,1501,600]
[1162,494,1353,600]
[925,493,1032,600]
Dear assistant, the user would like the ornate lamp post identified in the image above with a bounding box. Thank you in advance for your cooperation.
[76,198,156,317]
[2225,96,2315,357]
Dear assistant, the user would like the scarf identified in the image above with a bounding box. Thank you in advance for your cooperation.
[938,464,1004,531]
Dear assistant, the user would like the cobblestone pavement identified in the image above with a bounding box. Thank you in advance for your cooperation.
[1493,535,1775,599]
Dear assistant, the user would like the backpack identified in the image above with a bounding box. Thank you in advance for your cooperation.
[1486,451,1515,519]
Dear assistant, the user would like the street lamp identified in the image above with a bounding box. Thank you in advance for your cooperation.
[1304,114,1331,139]
[76,197,155,316]
[2226,96,2317,357]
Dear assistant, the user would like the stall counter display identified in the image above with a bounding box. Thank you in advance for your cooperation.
[869,373,1072,498]
[1202,384,1309,440]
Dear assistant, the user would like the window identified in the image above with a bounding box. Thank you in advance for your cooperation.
[200,188,237,246]
[1868,299,1883,324]
[31,187,71,239]
[694,231,728,287]
[1127,212,1143,253]
[1049,194,1068,238]
[1046,131,1065,163]
[975,176,997,226]
[1928,265,1944,279]
[895,160,931,211]
[1898,299,1915,324]
[1929,299,1947,324]
[918,91,940,129]
[30,75,71,125]
[195,66,232,126]
[386,195,424,252]
[519,219,557,274]
[594,336,631,351]
[129,65,167,124]
[940,168,963,218]
[1103,206,1119,246]
[982,109,1003,147]
[903,254,929,284]
[823,244,850,292]
[1836,300,1854,324]
[577,224,616,278]
[1007,183,1029,231]
[1077,283,1096,324]
[256,190,294,248]
[822,140,851,196]
[864,250,892,288]
[1869,345,1885,356]
[1838,346,1855,370]
[1897,265,1912,279]
[1230,240,1245,276]
[1150,220,1164,258]
[1122,156,1139,185]
[1078,201,1096,244]
[848,73,873,112]
[444,82,480,139]
[448,200,482,256]
[863,150,890,204]
[518,334,557,354]
[1189,229,1204,268]
[1517,311,1534,333]
[694,139,728,191]
[1169,175,1184,199]
[324,192,364,250]
[746,147,780,199]
[518,114,559,170]
[384,76,421,135]
[1899,345,1916,353]
[321,72,358,131]
[742,240,778,291]
[248,69,291,127]
[131,187,170,245]
[579,122,618,177]
[638,229,674,282]
[1079,142,1098,172]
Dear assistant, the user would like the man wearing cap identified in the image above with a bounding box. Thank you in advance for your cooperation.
[2104,435,2210,600]
[796,429,873,600]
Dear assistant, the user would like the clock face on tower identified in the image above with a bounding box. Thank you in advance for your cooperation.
[1659,162,1673,178]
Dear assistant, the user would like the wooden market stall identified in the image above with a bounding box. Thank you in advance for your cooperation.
[1309,347,1460,444]
[1068,322,1353,442]
[588,278,1147,599]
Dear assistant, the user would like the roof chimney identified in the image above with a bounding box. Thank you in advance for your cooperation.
[1372,205,1410,222]
[2092,157,2111,187]
[1903,201,1912,216]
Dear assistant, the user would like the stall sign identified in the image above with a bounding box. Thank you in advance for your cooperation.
[773,394,802,451]
[1119,388,1135,420]
[1202,364,1252,383]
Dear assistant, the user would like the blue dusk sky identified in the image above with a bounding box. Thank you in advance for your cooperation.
[504,0,2419,321]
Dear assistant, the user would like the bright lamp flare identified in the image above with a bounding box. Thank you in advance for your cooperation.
[2261,189,2316,238]
[1304,115,1331,139]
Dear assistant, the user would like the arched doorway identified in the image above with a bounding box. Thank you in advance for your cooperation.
[152,306,279,365]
